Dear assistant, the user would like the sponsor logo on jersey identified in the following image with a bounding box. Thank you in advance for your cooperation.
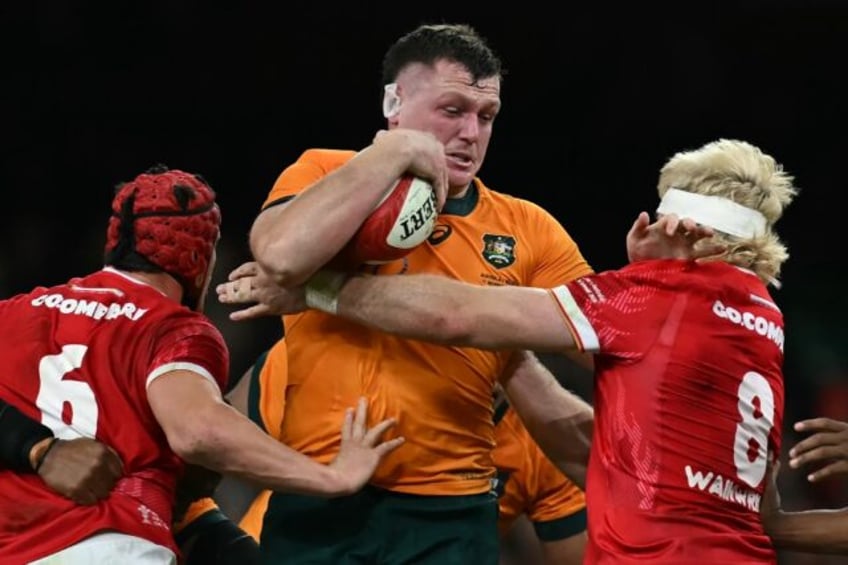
[685,465,761,512]
[712,300,783,352]
[137,503,170,530]
[31,292,148,321]
[428,224,453,245]
[482,234,516,268]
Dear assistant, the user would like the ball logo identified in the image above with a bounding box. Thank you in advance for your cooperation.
[386,178,438,249]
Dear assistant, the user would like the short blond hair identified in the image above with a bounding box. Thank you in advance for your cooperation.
[657,139,798,284]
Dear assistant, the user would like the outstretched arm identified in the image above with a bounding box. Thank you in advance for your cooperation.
[766,509,848,553]
[218,267,579,352]
[761,459,848,553]
[148,370,403,498]
[327,273,577,352]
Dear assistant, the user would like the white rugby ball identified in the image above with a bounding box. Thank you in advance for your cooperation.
[344,174,438,265]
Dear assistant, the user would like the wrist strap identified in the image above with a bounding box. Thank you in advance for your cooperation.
[34,438,61,473]
[305,271,349,314]
[0,402,54,473]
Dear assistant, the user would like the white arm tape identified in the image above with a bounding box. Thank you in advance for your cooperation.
[305,270,350,315]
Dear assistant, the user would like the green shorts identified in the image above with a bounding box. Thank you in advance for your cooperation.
[260,485,499,564]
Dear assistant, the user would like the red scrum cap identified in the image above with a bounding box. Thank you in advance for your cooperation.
[104,165,221,309]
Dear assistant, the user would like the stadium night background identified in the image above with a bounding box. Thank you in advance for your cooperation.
[2,3,846,563]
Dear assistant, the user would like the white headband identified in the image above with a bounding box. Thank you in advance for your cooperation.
[656,188,767,238]
[382,83,401,118]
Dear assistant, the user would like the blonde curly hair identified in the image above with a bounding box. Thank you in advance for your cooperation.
[657,139,798,284]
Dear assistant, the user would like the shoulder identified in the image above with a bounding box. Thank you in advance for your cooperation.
[295,148,357,172]
[156,309,225,343]
[477,181,563,226]
[267,149,358,202]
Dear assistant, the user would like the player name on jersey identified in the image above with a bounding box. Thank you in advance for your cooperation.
[685,465,761,512]
[31,292,149,321]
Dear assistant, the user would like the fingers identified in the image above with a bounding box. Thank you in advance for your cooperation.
[71,489,99,506]
[217,278,256,304]
[228,261,260,281]
[363,418,398,446]
[230,303,275,322]
[352,397,368,441]
[789,432,830,460]
[629,211,650,235]
[340,407,354,441]
[790,442,841,468]
[88,477,114,501]
[804,460,848,483]
[103,445,124,478]
[789,428,848,458]
[217,262,264,305]
[432,170,448,212]
[795,417,848,434]
[662,213,681,236]
[673,217,714,242]
[375,436,406,457]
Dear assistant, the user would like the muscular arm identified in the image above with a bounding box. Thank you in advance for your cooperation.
[251,131,446,287]
[217,362,266,523]
[333,273,576,352]
[224,363,252,416]
[499,352,593,490]
[148,370,347,497]
[764,509,848,554]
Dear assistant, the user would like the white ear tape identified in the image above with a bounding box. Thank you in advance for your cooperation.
[382,83,401,118]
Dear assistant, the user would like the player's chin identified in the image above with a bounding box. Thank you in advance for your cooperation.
[447,168,476,190]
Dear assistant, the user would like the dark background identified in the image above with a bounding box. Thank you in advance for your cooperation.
[2,2,847,562]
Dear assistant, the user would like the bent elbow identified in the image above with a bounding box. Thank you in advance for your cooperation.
[168,428,207,464]
[250,234,300,288]
[166,413,219,465]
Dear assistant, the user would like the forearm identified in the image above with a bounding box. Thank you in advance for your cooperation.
[251,144,411,286]
[334,273,573,351]
[766,508,848,554]
[336,273,476,344]
[174,402,346,497]
[501,352,593,489]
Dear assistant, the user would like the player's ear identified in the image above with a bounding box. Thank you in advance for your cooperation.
[383,83,403,127]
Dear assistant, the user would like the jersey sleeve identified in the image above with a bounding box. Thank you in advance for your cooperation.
[526,444,587,541]
[146,313,229,393]
[551,267,673,358]
[262,149,357,210]
[524,201,594,287]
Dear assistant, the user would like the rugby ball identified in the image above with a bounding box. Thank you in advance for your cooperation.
[342,174,438,265]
